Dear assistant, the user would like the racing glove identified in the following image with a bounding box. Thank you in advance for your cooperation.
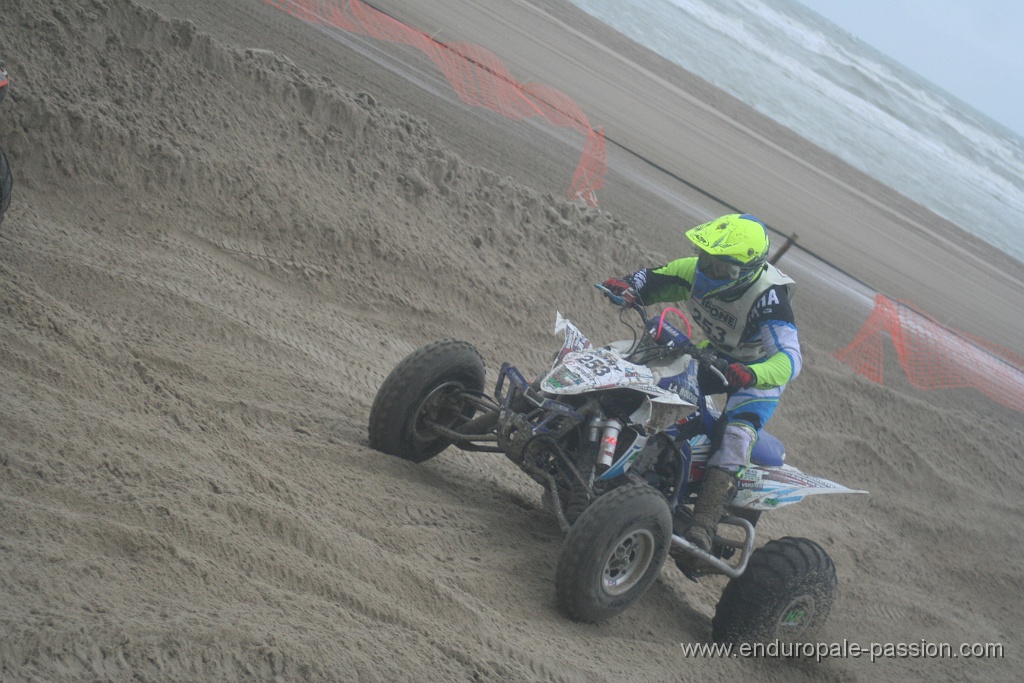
[602,277,637,304]
[724,363,757,391]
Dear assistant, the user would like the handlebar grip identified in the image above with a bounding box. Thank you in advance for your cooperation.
[688,343,728,372]
[595,282,639,308]
[594,282,626,306]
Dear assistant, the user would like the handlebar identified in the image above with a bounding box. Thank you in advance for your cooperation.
[594,282,729,377]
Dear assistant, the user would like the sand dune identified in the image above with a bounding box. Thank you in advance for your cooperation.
[1,0,1021,681]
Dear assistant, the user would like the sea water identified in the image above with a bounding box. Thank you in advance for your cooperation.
[567,0,1024,263]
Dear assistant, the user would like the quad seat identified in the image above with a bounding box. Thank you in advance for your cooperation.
[750,431,785,467]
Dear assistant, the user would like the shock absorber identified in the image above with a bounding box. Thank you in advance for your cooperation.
[591,418,623,472]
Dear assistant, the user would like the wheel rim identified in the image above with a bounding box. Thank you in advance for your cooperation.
[775,594,818,639]
[412,381,469,443]
[601,529,656,596]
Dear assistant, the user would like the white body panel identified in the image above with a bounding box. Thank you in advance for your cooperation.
[543,313,700,407]
[539,313,867,502]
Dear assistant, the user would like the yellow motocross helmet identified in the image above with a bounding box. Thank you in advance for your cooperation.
[685,214,770,300]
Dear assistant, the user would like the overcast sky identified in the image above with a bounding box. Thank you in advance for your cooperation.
[796,0,1024,138]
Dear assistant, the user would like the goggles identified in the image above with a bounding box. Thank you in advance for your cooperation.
[696,249,741,281]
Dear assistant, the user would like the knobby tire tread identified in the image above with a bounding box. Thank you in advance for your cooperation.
[556,484,672,623]
[368,339,484,463]
[712,536,837,643]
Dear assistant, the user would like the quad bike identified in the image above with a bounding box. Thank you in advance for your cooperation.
[368,285,866,642]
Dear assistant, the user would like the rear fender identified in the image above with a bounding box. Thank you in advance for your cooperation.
[732,464,868,511]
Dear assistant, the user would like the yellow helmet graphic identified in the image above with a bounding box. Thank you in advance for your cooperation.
[685,214,770,300]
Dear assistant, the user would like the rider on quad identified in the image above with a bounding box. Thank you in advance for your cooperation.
[602,214,801,554]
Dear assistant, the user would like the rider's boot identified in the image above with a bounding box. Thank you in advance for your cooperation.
[684,466,737,551]
[683,422,755,551]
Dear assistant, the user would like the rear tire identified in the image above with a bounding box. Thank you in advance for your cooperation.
[712,536,837,643]
[368,339,485,463]
[555,485,672,622]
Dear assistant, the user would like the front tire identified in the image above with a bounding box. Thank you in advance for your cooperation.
[368,339,485,463]
[712,536,837,643]
[555,485,672,622]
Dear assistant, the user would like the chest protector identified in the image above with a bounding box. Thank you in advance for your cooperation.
[686,264,795,363]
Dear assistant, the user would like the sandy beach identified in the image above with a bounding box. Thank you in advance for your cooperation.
[1,0,1022,681]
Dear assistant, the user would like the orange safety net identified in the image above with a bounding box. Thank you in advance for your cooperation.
[834,294,1024,412]
[262,0,607,204]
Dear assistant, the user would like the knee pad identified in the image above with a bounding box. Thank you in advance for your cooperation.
[709,423,757,473]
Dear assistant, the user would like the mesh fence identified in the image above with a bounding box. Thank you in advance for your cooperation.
[263,0,607,204]
[266,2,1023,410]
[834,294,1024,412]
